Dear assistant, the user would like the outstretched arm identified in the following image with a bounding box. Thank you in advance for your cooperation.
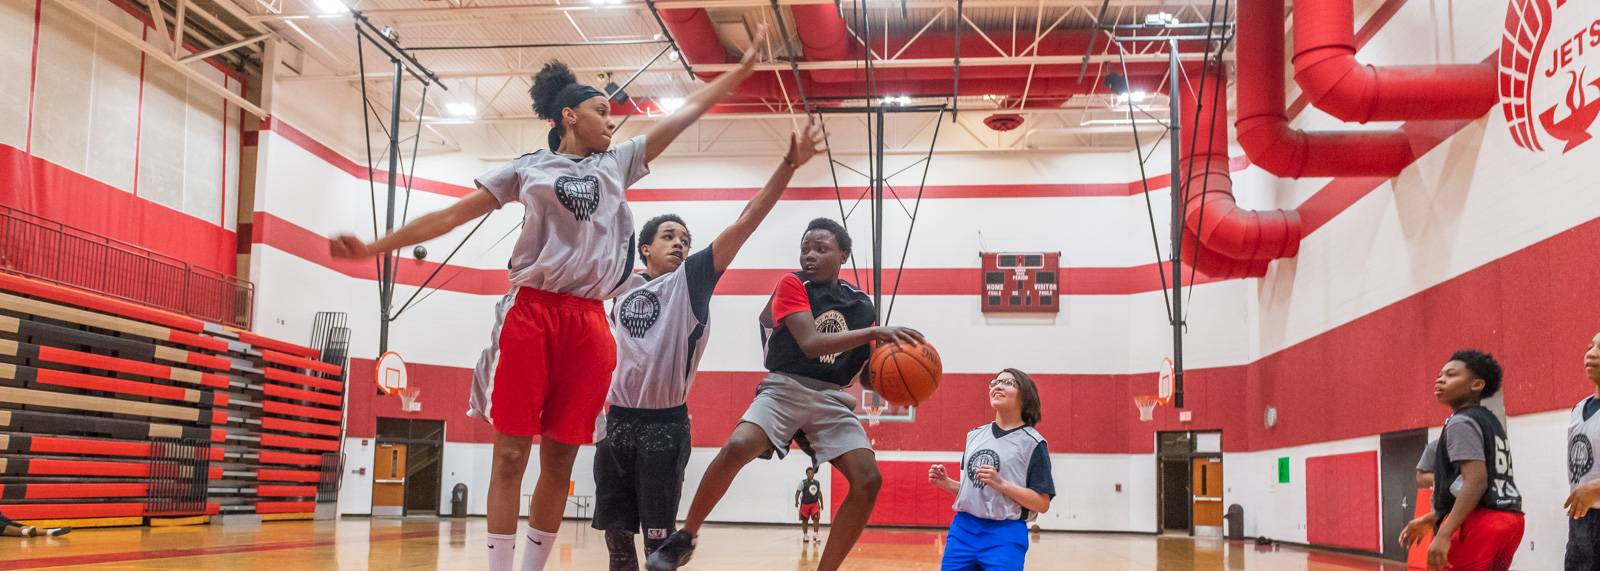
[710,119,827,273]
[782,311,923,359]
[643,25,768,162]
[329,189,500,259]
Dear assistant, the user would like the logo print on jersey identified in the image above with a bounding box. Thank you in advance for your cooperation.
[1574,434,1595,484]
[617,289,662,338]
[1499,0,1600,152]
[965,449,1001,490]
[554,175,601,220]
[808,483,820,496]
[814,310,847,363]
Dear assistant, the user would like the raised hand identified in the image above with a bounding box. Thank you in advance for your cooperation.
[329,235,374,259]
[928,464,948,484]
[739,23,769,68]
[786,118,828,168]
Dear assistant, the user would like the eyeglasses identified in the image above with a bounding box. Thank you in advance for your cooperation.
[989,377,1017,389]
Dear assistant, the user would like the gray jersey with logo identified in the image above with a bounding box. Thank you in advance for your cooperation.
[953,423,1055,522]
[606,246,720,409]
[1572,397,1600,506]
[475,135,649,300]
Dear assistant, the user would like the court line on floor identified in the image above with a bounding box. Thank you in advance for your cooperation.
[0,529,447,570]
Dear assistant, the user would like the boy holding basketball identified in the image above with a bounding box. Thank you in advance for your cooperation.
[591,120,826,571]
[647,218,922,571]
[928,368,1053,571]
[1400,350,1523,571]
[796,466,824,543]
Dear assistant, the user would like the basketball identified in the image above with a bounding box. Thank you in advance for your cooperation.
[868,341,943,407]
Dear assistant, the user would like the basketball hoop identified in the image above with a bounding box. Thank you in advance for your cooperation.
[864,405,884,427]
[1157,358,1175,405]
[1134,395,1161,422]
[397,386,421,412]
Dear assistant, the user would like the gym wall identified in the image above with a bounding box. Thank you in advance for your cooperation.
[242,0,1596,568]
[0,0,244,274]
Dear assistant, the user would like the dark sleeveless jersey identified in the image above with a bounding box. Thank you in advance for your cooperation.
[1433,405,1523,517]
[758,272,875,387]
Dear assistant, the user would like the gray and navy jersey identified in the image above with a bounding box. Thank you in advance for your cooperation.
[1570,397,1600,503]
[475,135,649,300]
[606,246,721,409]
[953,423,1055,522]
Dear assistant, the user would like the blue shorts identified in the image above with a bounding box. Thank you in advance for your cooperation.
[941,512,1028,571]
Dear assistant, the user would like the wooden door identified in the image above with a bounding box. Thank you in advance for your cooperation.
[1191,457,1223,528]
[373,444,407,510]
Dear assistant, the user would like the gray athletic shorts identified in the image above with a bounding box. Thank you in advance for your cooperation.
[740,372,871,465]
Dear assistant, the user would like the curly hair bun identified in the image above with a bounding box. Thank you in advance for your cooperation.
[530,61,578,121]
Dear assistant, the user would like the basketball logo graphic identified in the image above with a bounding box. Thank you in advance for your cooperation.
[1500,0,1600,152]
[554,175,601,220]
[807,483,819,496]
[1573,434,1595,484]
[965,449,1001,490]
[814,310,848,363]
[617,289,661,338]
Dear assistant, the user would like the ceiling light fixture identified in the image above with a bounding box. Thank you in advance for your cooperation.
[445,103,476,117]
[314,0,348,13]
[658,97,686,113]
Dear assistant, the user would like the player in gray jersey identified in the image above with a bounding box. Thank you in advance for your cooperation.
[929,368,1054,571]
[592,119,827,571]
[330,27,769,571]
[1564,331,1600,570]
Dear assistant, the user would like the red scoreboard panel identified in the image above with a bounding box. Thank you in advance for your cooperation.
[980,252,1060,313]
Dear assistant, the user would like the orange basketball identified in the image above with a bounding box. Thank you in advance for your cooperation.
[867,341,942,407]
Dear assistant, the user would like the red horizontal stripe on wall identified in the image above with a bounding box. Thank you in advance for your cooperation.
[255,211,1219,296]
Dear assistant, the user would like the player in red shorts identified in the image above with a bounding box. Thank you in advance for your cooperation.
[796,466,824,542]
[329,28,766,571]
[1400,350,1524,571]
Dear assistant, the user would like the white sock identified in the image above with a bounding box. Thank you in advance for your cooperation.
[519,527,558,571]
[488,533,516,571]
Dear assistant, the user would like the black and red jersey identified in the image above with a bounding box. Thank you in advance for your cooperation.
[758,272,875,387]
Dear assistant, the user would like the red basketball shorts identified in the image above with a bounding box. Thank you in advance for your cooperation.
[468,287,616,443]
[1446,509,1524,571]
[799,503,821,520]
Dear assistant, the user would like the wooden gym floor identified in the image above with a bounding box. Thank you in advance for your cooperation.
[0,518,1408,570]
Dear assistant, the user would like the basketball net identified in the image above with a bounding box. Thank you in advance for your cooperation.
[864,405,884,427]
[1134,395,1160,422]
[398,386,421,412]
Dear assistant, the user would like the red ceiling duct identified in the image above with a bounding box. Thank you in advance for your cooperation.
[1293,0,1496,123]
[1178,62,1303,279]
[1181,226,1271,279]
[658,3,1169,103]
[1234,0,1415,178]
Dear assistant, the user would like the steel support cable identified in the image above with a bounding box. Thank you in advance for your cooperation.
[884,106,944,324]
[1181,0,1228,321]
[1116,43,1172,322]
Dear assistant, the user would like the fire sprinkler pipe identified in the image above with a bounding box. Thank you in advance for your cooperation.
[1234,0,1415,178]
[1292,0,1497,123]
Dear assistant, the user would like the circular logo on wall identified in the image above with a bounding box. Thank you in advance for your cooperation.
[617,289,661,338]
[814,310,848,364]
[1573,434,1594,484]
[1500,0,1600,153]
[966,449,1001,490]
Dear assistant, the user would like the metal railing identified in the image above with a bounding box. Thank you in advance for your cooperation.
[0,206,255,329]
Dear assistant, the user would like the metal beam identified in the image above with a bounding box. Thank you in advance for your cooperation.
[48,0,267,117]
[644,0,697,81]
[407,39,671,51]
[171,0,189,57]
[281,51,1223,82]
[143,0,169,49]
[178,34,269,64]
[250,0,1221,22]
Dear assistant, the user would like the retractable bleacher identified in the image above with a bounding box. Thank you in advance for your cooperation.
[0,273,346,527]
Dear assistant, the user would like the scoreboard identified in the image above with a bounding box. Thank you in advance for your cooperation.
[980,252,1060,313]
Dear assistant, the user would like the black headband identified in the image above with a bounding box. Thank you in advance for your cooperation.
[555,83,606,114]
